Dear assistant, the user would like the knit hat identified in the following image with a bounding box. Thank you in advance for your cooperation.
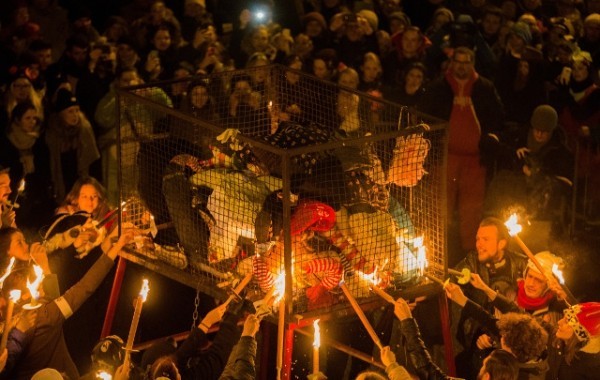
[141,337,178,370]
[511,21,532,44]
[91,335,124,371]
[357,9,379,30]
[433,7,454,23]
[388,11,411,27]
[303,12,327,30]
[31,368,64,379]
[584,13,600,27]
[564,302,600,347]
[526,251,564,279]
[185,0,206,8]
[54,89,78,113]
[530,105,558,132]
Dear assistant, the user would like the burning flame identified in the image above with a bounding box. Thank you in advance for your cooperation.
[9,289,21,302]
[313,319,321,348]
[273,272,286,304]
[139,279,150,302]
[0,257,16,288]
[358,267,381,287]
[552,264,565,285]
[26,265,44,301]
[96,371,112,380]
[414,236,428,276]
[17,179,25,193]
[504,213,522,236]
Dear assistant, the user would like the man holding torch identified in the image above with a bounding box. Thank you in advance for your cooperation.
[453,217,528,377]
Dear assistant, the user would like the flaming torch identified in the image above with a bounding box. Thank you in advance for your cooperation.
[0,289,21,351]
[504,214,549,279]
[0,257,16,288]
[274,273,286,380]
[124,279,150,368]
[222,272,253,309]
[8,179,26,211]
[359,269,395,305]
[339,279,383,350]
[312,319,321,375]
[23,265,44,310]
[552,264,576,307]
[96,371,112,380]
[412,237,445,286]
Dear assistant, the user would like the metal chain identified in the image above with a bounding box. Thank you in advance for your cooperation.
[191,279,201,330]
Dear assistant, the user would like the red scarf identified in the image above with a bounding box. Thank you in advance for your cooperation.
[516,280,555,311]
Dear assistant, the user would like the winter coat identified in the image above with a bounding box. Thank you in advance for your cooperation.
[178,312,242,380]
[399,317,452,380]
[218,336,257,380]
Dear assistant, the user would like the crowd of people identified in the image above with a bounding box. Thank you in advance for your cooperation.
[0,0,599,379]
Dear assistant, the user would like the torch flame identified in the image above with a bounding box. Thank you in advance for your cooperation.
[414,236,428,276]
[96,371,112,380]
[552,264,565,285]
[9,289,21,302]
[26,265,44,301]
[17,179,25,192]
[313,319,321,348]
[357,267,380,287]
[504,213,522,236]
[273,272,286,304]
[0,257,16,288]
[139,279,150,302]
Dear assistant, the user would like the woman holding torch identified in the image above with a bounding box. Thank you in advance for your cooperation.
[0,227,135,380]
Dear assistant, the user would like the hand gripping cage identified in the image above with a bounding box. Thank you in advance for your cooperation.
[114,64,448,317]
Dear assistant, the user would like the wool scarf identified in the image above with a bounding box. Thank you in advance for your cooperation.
[517,279,555,311]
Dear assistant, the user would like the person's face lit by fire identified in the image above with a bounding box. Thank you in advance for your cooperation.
[476,225,506,263]
[524,269,548,298]
[8,231,30,261]
[0,173,11,204]
[556,317,575,341]
[78,184,100,214]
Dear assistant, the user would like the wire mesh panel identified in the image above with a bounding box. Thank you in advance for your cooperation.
[117,65,447,314]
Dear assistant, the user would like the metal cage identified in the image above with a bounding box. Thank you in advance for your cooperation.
[114,64,448,317]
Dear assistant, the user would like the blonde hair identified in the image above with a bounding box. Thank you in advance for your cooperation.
[5,78,44,123]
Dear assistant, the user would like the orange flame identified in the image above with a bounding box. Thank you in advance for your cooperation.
[273,272,286,304]
[17,179,25,192]
[0,257,16,287]
[139,279,150,302]
[96,370,112,380]
[313,319,321,348]
[9,289,21,302]
[504,213,522,236]
[552,264,565,285]
[414,237,428,276]
[26,265,44,301]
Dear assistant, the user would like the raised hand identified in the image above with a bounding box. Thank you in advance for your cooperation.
[444,282,468,307]
[380,346,397,367]
[393,298,412,321]
[200,304,227,331]
[242,314,261,337]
